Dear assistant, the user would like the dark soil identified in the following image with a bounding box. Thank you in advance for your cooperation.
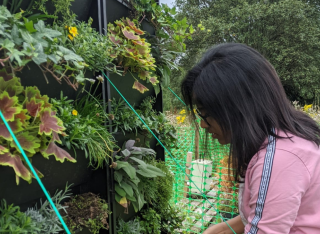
[63,192,109,233]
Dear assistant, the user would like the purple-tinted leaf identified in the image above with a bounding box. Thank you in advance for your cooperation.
[132,81,149,94]
[0,152,32,184]
[36,94,51,108]
[26,97,43,117]
[109,35,122,45]
[10,132,40,154]
[131,147,141,151]
[41,140,76,163]
[114,20,123,28]
[122,28,139,40]
[125,48,136,53]
[39,109,64,135]
[31,166,44,179]
[52,131,61,143]
[125,140,135,150]
[132,40,146,46]
[138,71,150,81]
[0,91,21,121]
[0,145,8,153]
[0,77,24,97]
[0,69,13,81]
[25,86,41,101]
[15,110,30,125]
[0,119,23,141]
[126,18,144,35]
[149,76,159,85]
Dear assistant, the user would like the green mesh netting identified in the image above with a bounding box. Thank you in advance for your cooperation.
[166,125,239,233]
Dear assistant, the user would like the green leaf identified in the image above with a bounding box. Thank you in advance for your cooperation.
[129,157,147,169]
[34,20,61,40]
[58,46,83,61]
[189,24,194,34]
[121,149,131,157]
[113,161,129,170]
[154,84,160,96]
[115,193,121,203]
[121,163,136,179]
[23,18,37,33]
[146,164,165,176]
[136,164,165,178]
[1,38,14,49]
[10,132,40,154]
[114,170,123,184]
[119,181,134,197]
[115,184,126,197]
[20,31,34,44]
[126,194,137,202]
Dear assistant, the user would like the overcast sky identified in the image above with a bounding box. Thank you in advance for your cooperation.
[159,0,175,8]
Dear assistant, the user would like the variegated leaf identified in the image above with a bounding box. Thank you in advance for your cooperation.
[41,140,76,163]
[0,152,32,184]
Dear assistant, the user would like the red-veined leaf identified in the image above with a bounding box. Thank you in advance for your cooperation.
[132,81,149,93]
[126,18,144,35]
[0,69,13,81]
[125,48,135,53]
[41,140,76,163]
[39,109,64,135]
[122,28,139,40]
[126,18,135,28]
[52,131,62,144]
[31,166,44,179]
[109,35,122,45]
[132,40,146,46]
[35,94,51,108]
[0,77,24,97]
[114,20,123,27]
[0,119,23,140]
[0,152,32,184]
[149,76,159,85]
[138,71,150,81]
[15,110,30,125]
[0,145,8,153]
[26,97,43,117]
[0,91,22,121]
[10,132,40,154]
[25,86,41,101]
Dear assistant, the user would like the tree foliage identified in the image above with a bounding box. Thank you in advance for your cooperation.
[168,0,320,103]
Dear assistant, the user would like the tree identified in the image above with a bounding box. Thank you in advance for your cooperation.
[170,0,320,103]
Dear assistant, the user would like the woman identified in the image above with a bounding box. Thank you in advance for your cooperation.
[181,43,320,234]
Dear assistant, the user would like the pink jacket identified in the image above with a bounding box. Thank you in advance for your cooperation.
[241,130,320,234]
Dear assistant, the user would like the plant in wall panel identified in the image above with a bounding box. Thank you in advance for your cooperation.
[112,140,165,212]
[0,6,89,90]
[51,87,118,169]
[0,76,75,184]
[117,218,142,234]
[108,17,158,93]
[0,200,39,233]
[108,96,178,148]
[126,0,197,88]
[55,18,119,75]
[63,192,110,234]
[25,183,72,233]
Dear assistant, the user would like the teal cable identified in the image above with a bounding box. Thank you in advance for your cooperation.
[0,111,71,234]
[102,72,236,234]
[167,86,187,106]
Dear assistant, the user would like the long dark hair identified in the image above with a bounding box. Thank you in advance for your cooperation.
[181,43,320,181]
